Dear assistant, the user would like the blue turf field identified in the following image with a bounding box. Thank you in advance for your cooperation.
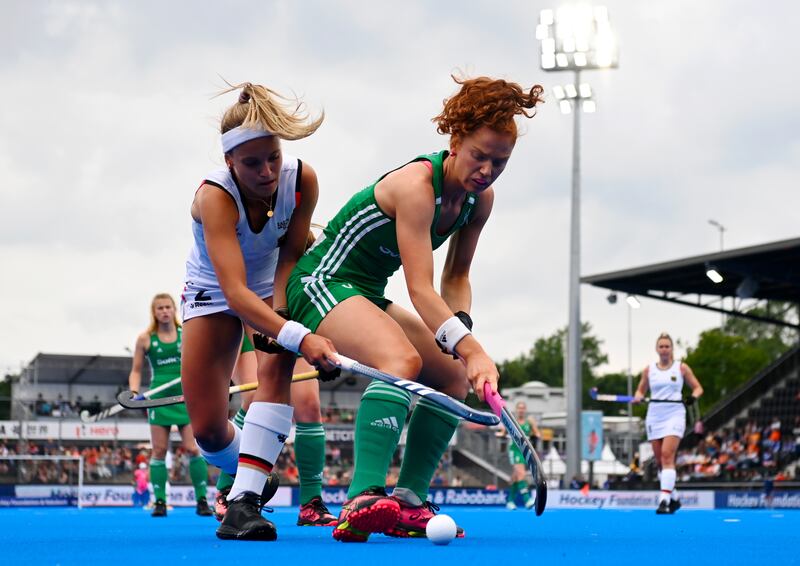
[1,506,798,565]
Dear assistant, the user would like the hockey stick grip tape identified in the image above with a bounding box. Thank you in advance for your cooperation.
[483,383,506,414]
[334,354,357,373]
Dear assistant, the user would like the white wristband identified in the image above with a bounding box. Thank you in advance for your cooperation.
[435,316,472,355]
[276,320,311,353]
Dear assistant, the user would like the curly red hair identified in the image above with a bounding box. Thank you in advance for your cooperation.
[433,75,544,143]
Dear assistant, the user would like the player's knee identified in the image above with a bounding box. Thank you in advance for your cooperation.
[192,422,230,451]
[293,398,321,421]
[392,350,423,380]
[151,447,168,459]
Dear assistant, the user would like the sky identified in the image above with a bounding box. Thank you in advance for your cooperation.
[1,0,798,381]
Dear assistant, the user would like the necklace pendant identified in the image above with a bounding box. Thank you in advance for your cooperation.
[267,210,274,218]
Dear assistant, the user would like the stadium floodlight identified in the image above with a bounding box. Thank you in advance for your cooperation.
[555,82,594,114]
[538,5,618,483]
[538,5,619,71]
[626,295,641,309]
[705,263,724,284]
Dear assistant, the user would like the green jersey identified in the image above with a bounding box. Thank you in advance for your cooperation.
[288,150,478,331]
[145,327,189,426]
[508,419,533,464]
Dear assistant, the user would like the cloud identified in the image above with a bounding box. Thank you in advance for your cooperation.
[1,0,798,379]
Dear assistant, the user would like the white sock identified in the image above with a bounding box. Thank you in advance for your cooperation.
[228,402,293,501]
[197,424,240,476]
[659,468,676,503]
[671,488,679,501]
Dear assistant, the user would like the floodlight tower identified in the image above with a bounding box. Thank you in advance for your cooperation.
[537,5,618,483]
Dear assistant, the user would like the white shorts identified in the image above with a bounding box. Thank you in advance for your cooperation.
[646,404,686,441]
[180,280,273,322]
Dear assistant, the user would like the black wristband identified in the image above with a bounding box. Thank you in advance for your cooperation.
[454,311,473,331]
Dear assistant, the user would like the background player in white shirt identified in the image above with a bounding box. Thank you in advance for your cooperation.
[634,332,703,514]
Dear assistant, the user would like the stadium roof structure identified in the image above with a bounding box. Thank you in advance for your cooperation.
[20,353,143,385]
[582,236,800,329]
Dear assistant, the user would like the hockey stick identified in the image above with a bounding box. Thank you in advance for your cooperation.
[80,376,183,423]
[335,355,500,426]
[116,370,323,410]
[590,387,702,436]
[589,387,685,404]
[249,334,500,426]
[484,384,547,516]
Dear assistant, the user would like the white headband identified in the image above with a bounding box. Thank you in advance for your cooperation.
[221,126,273,153]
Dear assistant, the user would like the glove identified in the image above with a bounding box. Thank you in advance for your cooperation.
[316,367,341,382]
[683,395,698,406]
[252,333,287,354]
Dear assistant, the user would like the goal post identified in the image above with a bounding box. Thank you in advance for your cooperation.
[0,454,84,508]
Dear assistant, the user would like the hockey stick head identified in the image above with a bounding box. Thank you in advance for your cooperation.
[485,384,547,516]
[534,478,547,516]
[589,387,599,400]
[500,405,548,516]
[116,390,140,408]
[116,390,173,409]
[79,410,94,423]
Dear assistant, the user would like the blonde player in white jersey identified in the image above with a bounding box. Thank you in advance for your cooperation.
[633,332,703,514]
[180,81,338,542]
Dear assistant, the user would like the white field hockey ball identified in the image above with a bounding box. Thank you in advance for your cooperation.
[426,513,457,545]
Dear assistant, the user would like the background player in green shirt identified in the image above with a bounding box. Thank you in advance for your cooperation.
[501,400,540,510]
[128,293,212,517]
[287,74,544,542]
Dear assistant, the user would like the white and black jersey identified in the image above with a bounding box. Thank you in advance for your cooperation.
[645,360,686,440]
[181,157,301,321]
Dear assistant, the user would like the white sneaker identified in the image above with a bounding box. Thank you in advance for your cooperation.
[506,501,517,510]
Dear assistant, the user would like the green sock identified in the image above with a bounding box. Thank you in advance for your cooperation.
[295,422,326,505]
[395,397,460,503]
[507,481,518,504]
[189,456,209,500]
[347,381,411,499]
[150,459,167,501]
[215,408,247,491]
[517,480,531,504]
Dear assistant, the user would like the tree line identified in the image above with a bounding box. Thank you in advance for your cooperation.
[489,302,797,417]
